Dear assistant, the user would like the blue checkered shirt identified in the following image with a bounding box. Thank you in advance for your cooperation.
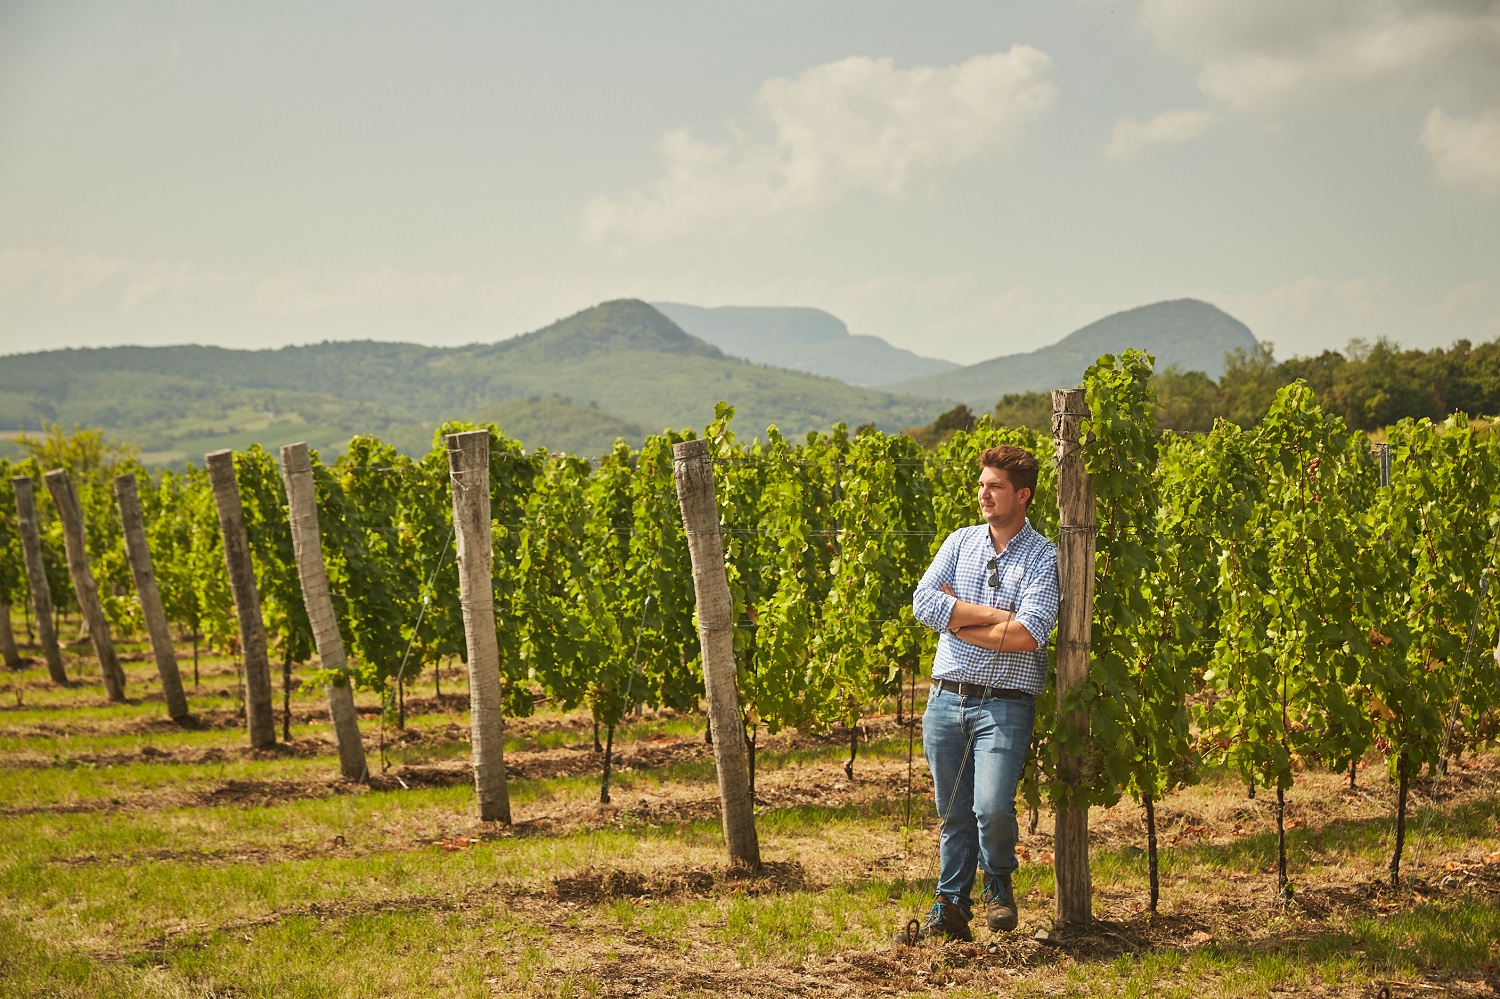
[913,520,1059,695]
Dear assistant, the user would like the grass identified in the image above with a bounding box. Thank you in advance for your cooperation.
[1,623,1498,996]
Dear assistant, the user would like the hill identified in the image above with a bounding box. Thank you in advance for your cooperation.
[0,300,947,463]
[880,299,1259,409]
[651,302,958,387]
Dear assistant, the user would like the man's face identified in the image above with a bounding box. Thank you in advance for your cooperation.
[977,465,1030,526]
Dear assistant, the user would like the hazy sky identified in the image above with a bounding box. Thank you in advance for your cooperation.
[2,1,1498,364]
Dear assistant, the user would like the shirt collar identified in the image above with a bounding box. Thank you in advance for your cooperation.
[983,518,1039,556]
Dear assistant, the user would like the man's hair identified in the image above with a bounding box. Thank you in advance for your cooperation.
[978,445,1039,507]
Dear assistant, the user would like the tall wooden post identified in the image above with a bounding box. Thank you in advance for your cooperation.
[113,473,190,721]
[11,478,66,685]
[279,443,369,781]
[446,430,511,823]
[43,469,126,701]
[673,439,760,871]
[1051,388,1094,926]
[205,450,277,748]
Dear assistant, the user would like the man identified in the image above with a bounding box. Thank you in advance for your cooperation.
[903,444,1059,943]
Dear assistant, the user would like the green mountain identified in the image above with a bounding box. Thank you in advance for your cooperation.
[880,299,1259,409]
[460,396,650,459]
[0,300,947,464]
[651,302,958,386]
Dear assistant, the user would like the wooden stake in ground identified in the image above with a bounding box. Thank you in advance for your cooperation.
[446,430,511,823]
[279,442,369,781]
[113,473,190,721]
[43,469,126,701]
[673,438,761,872]
[10,478,66,684]
[205,450,277,748]
[1051,387,1094,926]
[0,602,20,669]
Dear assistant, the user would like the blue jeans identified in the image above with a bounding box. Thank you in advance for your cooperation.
[923,684,1035,920]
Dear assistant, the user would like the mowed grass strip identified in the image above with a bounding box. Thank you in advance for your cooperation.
[2,637,1499,996]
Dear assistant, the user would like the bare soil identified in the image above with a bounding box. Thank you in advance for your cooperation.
[7,642,1500,995]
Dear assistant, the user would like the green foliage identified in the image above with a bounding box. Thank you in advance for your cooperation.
[183,466,234,655]
[991,392,1054,433]
[727,422,840,737]
[329,437,428,692]
[822,427,933,722]
[10,426,145,632]
[1144,336,1500,435]
[9,368,1500,898]
[1193,385,1384,795]
[904,404,977,448]
[1373,417,1500,777]
[0,464,22,607]
[1073,349,1164,810]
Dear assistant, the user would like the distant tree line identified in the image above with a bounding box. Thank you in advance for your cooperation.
[911,336,1500,444]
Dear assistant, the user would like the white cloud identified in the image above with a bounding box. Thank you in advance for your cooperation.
[0,249,237,316]
[1438,281,1489,316]
[0,248,140,308]
[1107,108,1219,159]
[1138,0,1500,111]
[581,48,1057,244]
[121,260,235,313]
[1422,105,1500,195]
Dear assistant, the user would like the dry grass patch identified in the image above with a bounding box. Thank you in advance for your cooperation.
[2,633,1499,997]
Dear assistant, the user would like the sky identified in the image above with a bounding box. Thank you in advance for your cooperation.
[1,0,1497,365]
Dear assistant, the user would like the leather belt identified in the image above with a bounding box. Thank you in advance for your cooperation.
[933,678,1031,700]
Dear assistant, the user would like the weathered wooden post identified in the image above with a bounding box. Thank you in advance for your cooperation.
[0,602,18,669]
[43,469,126,701]
[445,430,511,823]
[673,438,760,871]
[1051,388,1094,926]
[10,478,66,685]
[279,443,369,781]
[205,450,277,748]
[113,473,190,721]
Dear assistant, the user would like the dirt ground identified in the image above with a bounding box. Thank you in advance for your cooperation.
[5,650,1500,996]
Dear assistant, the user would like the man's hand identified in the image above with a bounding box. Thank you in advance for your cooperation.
[939,582,1016,631]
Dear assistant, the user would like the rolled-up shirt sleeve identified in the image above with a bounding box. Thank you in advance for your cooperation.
[913,532,961,633]
[1010,550,1060,646]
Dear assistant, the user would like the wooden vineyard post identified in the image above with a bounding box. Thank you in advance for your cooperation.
[43,469,127,701]
[205,450,277,748]
[1051,388,1094,926]
[446,430,511,823]
[11,478,66,684]
[0,602,18,669]
[279,443,369,781]
[114,473,190,721]
[673,438,760,871]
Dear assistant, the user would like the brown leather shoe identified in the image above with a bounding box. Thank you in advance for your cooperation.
[982,871,1018,932]
[896,898,973,945]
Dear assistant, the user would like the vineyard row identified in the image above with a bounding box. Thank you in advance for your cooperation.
[2,351,1498,911]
